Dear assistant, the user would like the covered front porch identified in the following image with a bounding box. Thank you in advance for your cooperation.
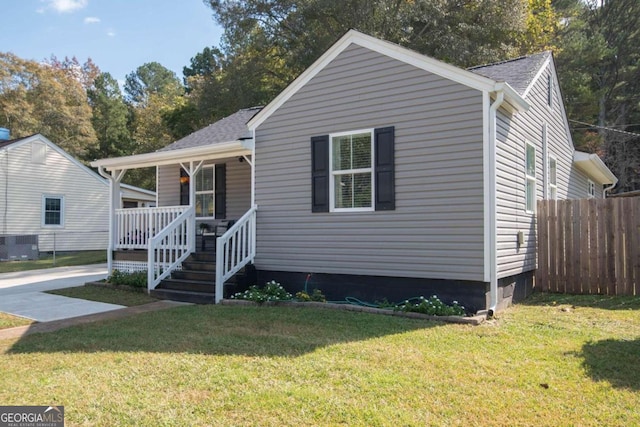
[92,137,257,303]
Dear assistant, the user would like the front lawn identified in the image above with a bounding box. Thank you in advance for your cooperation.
[0,294,638,426]
[0,312,33,330]
[0,251,106,273]
[46,286,158,307]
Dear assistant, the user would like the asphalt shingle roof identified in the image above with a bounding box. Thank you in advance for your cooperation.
[468,51,552,95]
[0,134,37,150]
[158,107,262,152]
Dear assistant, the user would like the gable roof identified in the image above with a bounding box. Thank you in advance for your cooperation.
[159,107,262,152]
[468,51,552,96]
[0,134,37,150]
[248,30,529,130]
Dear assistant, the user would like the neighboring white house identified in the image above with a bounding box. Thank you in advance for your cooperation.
[0,132,155,253]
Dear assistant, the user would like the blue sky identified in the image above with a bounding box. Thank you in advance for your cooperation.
[1,0,223,85]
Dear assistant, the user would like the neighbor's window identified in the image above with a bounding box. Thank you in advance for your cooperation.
[525,142,536,213]
[330,130,373,211]
[43,195,64,226]
[195,166,215,217]
[548,156,557,200]
[588,180,596,198]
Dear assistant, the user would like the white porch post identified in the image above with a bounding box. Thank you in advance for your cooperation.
[98,166,125,274]
[181,161,203,252]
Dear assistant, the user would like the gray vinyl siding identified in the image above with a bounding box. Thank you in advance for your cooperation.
[495,63,596,278]
[156,158,251,218]
[255,44,486,281]
[0,140,109,251]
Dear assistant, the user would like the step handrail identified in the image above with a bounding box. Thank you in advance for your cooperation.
[148,205,195,291]
[215,205,257,303]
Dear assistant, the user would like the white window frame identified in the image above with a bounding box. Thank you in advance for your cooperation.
[525,141,536,213]
[42,195,64,227]
[548,155,557,200]
[195,165,215,218]
[588,179,596,199]
[329,129,375,212]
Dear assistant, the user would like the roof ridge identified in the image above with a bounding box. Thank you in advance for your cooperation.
[468,51,550,71]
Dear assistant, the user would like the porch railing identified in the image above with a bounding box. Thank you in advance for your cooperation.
[216,205,257,303]
[115,206,189,250]
[147,206,195,291]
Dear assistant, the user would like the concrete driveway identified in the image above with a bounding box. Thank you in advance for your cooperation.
[0,264,125,322]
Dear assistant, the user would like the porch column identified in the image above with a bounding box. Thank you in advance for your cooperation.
[98,167,126,274]
[180,161,203,252]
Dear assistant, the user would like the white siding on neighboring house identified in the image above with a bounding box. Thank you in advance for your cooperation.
[1,139,109,251]
[255,44,486,282]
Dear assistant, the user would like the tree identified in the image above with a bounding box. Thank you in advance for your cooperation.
[0,52,96,159]
[87,72,133,160]
[124,62,184,105]
[555,0,640,192]
[183,46,224,87]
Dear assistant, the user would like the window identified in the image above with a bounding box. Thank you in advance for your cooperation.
[588,180,596,198]
[525,142,536,213]
[330,130,374,211]
[42,195,64,226]
[548,156,557,200]
[195,166,215,217]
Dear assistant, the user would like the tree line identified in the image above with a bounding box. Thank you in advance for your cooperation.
[0,0,638,192]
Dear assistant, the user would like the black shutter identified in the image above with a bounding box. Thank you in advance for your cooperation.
[311,135,330,212]
[179,168,189,206]
[215,163,226,219]
[374,126,395,211]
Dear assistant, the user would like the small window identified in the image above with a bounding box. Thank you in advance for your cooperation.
[548,156,557,200]
[588,180,595,198]
[195,166,215,217]
[525,142,536,213]
[42,195,64,227]
[330,130,374,211]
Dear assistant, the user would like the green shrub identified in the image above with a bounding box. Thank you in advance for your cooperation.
[295,288,326,303]
[396,295,466,316]
[108,270,148,288]
[232,280,293,303]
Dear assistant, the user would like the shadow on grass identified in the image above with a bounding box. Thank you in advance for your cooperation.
[580,338,640,390]
[5,304,436,357]
[518,292,640,311]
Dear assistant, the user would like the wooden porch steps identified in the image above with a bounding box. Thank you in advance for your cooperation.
[150,251,252,304]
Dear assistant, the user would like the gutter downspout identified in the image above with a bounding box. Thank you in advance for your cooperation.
[603,183,616,199]
[488,91,504,317]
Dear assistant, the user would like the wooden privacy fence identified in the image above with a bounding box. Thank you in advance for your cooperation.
[536,197,639,296]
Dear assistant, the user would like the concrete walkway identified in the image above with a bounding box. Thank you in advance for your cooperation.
[0,264,121,322]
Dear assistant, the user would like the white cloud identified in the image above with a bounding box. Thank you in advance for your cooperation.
[84,16,100,24]
[41,0,88,13]
[107,29,116,37]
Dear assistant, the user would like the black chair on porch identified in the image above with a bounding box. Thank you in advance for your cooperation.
[201,219,235,251]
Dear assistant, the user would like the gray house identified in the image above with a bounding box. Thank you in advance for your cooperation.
[92,30,616,314]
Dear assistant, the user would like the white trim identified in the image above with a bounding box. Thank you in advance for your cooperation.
[588,179,596,199]
[41,194,65,228]
[248,30,528,130]
[542,123,548,200]
[573,151,618,185]
[525,141,536,214]
[91,140,250,171]
[548,155,558,200]
[482,91,491,283]
[329,128,375,212]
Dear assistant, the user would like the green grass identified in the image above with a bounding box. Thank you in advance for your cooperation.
[0,312,33,329]
[46,286,158,307]
[0,251,106,273]
[0,293,638,426]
